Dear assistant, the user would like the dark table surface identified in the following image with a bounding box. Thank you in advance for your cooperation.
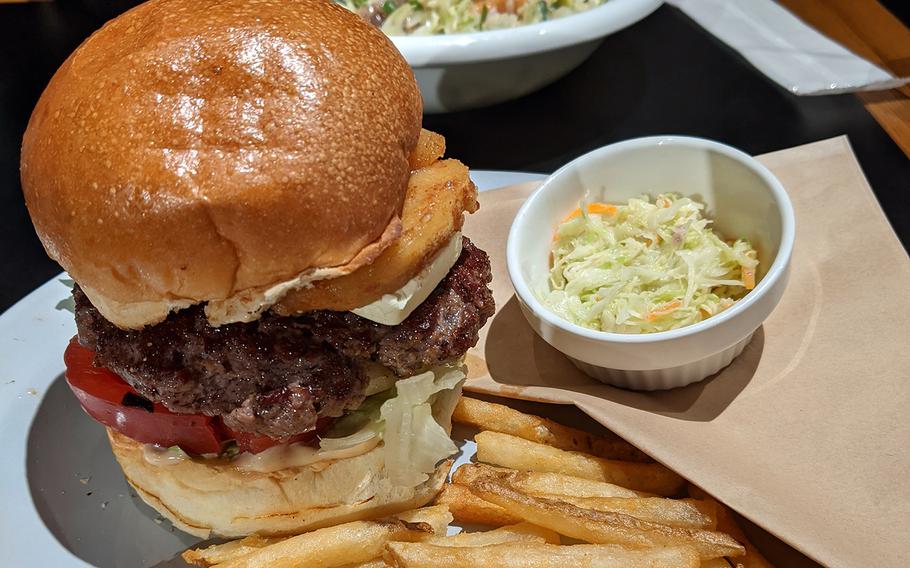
[1,2,908,314]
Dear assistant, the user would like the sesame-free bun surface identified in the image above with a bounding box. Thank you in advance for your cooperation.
[108,429,451,538]
[21,0,422,327]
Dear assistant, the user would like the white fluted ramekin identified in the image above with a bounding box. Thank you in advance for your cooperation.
[506,136,795,390]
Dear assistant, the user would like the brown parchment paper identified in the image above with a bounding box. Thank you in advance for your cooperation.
[462,136,910,568]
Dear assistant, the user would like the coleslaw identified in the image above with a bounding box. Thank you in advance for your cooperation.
[338,0,609,35]
[541,194,758,334]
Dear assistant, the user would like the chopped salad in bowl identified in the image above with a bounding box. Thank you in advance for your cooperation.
[338,0,610,35]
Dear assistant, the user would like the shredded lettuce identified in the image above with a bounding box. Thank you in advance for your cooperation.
[319,388,394,443]
[363,363,399,396]
[337,0,607,35]
[219,442,240,460]
[318,363,465,485]
[541,194,758,334]
[56,278,76,313]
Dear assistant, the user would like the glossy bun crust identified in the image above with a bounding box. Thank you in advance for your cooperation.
[21,0,421,325]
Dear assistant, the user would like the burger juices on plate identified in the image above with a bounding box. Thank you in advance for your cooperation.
[20,0,493,538]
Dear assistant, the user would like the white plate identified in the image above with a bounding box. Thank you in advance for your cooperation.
[0,171,545,568]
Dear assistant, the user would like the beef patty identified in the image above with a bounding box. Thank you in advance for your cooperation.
[74,239,494,439]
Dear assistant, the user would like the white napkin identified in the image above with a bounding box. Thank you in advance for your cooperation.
[666,0,909,95]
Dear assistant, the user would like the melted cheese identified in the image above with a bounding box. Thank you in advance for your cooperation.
[231,436,381,473]
[140,436,381,473]
[351,233,462,325]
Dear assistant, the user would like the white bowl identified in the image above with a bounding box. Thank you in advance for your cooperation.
[390,0,663,113]
[506,136,796,390]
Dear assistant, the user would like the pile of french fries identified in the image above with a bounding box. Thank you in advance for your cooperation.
[183,396,774,568]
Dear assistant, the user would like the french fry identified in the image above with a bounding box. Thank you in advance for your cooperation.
[183,508,446,568]
[546,495,716,530]
[687,486,775,568]
[188,400,771,568]
[183,536,283,567]
[214,519,431,568]
[453,463,646,498]
[338,560,392,568]
[701,559,741,568]
[475,431,685,496]
[453,397,651,462]
[454,464,713,528]
[408,128,446,170]
[385,541,700,568]
[434,483,521,526]
[469,478,745,560]
[713,510,773,568]
[394,505,453,535]
[423,522,560,547]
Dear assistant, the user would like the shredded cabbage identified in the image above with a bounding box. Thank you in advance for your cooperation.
[337,0,608,36]
[541,194,758,334]
[318,363,465,486]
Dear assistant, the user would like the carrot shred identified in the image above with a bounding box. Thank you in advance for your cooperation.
[646,299,682,321]
[742,266,756,290]
[563,203,618,222]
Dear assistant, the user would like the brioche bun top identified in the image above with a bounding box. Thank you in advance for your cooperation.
[21,0,422,328]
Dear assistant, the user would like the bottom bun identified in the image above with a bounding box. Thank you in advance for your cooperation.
[107,429,451,539]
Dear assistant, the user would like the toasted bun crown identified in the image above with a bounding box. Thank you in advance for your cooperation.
[22,0,421,326]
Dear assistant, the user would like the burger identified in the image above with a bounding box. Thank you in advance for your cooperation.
[20,0,493,538]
